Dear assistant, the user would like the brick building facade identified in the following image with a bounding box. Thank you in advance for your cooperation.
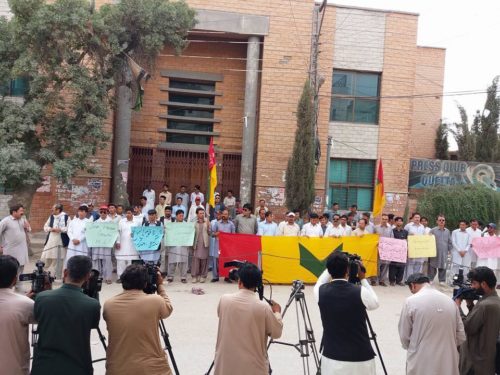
[2,0,445,230]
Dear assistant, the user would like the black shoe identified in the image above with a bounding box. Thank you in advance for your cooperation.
[211,278,219,283]
[224,277,232,283]
[116,278,122,283]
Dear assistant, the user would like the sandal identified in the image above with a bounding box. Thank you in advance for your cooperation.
[181,279,187,284]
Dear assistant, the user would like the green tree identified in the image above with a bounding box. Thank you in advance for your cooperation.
[474,76,499,162]
[0,0,195,211]
[285,81,316,214]
[449,105,476,161]
[417,184,500,230]
[434,121,449,160]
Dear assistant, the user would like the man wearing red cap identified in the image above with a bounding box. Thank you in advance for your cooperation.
[90,205,114,284]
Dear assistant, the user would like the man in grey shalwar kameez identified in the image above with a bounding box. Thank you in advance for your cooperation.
[429,215,453,284]
[0,205,30,273]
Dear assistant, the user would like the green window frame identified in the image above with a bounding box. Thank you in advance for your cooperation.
[329,158,375,211]
[330,70,380,125]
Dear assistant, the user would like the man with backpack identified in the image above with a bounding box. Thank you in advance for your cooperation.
[41,204,69,273]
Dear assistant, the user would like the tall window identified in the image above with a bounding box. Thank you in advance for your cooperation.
[0,77,29,97]
[330,70,380,124]
[165,79,216,145]
[329,158,375,211]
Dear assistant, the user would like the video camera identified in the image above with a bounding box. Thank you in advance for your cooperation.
[82,269,103,300]
[19,260,55,294]
[223,260,267,303]
[452,268,479,301]
[342,252,365,284]
[132,260,161,294]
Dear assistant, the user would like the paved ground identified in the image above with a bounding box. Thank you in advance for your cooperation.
[20,252,456,375]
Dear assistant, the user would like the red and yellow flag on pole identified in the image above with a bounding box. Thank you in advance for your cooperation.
[372,159,386,217]
[208,137,218,207]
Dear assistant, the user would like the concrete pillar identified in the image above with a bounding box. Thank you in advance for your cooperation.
[111,85,132,206]
[239,36,260,205]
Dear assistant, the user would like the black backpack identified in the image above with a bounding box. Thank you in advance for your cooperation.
[44,214,70,248]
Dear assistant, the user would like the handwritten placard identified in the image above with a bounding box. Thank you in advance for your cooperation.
[378,237,407,263]
[132,226,164,251]
[408,235,436,258]
[472,237,500,259]
[85,222,118,248]
[164,222,195,246]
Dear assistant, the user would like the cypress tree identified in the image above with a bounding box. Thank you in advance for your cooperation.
[434,121,449,160]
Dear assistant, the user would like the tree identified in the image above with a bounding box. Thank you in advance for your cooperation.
[474,76,499,162]
[449,105,475,161]
[285,80,316,214]
[0,0,195,211]
[434,121,449,160]
[417,184,500,230]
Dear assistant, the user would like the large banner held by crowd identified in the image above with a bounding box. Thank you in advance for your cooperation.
[219,233,379,284]
[378,237,408,263]
[164,222,195,246]
[408,235,436,258]
[85,222,118,248]
[132,226,164,251]
[472,237,500,258]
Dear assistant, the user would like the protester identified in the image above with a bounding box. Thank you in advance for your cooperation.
[276,212,299,236]
[155,195,167,219]
[172,196,186,219]
[209,194,225,221]
[115,207,140,283]
[187,196,204,222]
[314,251,379,374]
[166,210,189,283]
[103,264,173,375]
[234,199,243,216]
[116,204,124,217]
[41,203,68,273]
[466,219,482,269]
[477,223,499,288]
[319,214,332,235]
[294,210,304,229]
[339,215,352,236]
[176,185,190,209]
[352,218,368,237]
[0,204,31,273]
[325,214,344,238]
[140,196,151,216]
[209,210,222,280]
[31,255,100,375]
[405,213,426,275]
[451,220,472,276]
[192,208,210,283]
[324,202,340,221]
[0,255,36,375]
[301,213,323,237]
[257,211,278,236]
[223,190,236,219]
[107,203,122,224]
[210,209,235,282]
[349,204,361,223]
[159,184,172,206]
[257,208,266,223]
[91,205,113,284]
[132,204,144,225]
[374,213,393,287]
[457,267,500,375]
[254,199,268,216]
[190,184,204,205]
[399,273,465,375]
[389,217,408,286]
[139,210,163,264]
[87,203,99,221]
[420,216,432,234]
[162,206,174,223]
[234,203,258,234]
[429,215,453,285]
[65,205,91,267]
[214,262,282,374]
[362,212,375,234]
[142,184,156,209]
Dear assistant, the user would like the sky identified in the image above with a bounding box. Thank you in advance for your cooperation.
[326,0,500,147]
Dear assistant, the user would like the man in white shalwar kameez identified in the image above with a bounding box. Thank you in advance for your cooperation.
[166,210,189,283]
[41,204,68,273]
[451,221,472,276]
[91,206,113,284]
[115,208,139,282]
[399,273,465,375]
[465,219,482,268]
[64,206,91,267]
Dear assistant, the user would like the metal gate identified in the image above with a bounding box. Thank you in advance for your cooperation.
[128,147,241,204]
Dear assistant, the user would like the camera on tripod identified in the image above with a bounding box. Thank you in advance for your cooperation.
[342,252,365,284]
[82,269,103,300]
[132,259,161,294]
[452,268,479,301]
[19,260,55,294]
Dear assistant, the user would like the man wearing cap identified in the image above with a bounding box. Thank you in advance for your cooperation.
[477,223,499,289]
[91,205,114,284]
[399,273,465,375]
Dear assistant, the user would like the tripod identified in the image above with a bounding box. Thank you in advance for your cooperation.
[365,312,387,375]
[91,327,108,363]
[268,281,320,375]
[159,319,180,375]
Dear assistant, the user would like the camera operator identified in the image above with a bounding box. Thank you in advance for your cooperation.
[314,251,379,374]
[456,266,500,375]
[31,255,100,375]
[214,262,283,375]
[103,264,173,375]
[0,255,36,375]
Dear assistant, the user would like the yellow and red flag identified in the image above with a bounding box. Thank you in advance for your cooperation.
[372,158,386,217]
[208,137,218,207]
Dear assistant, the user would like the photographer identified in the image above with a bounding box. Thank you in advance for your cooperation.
[214,263,283,374]
[0,255,36,375]
[314,251,379,374]
[31,255,100,375]
[103,264,173,375]
[457,267,500,375]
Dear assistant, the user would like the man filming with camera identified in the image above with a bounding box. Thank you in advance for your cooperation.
[314,251,379,374]
[456,266,500,375]
[31,255,100,375]
[103,263,173,375]
[214,262,283,375]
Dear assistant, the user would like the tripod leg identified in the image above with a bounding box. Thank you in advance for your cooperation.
[96,327,107,351]
[159,320,180,375]
[300,298,320,369]
[365,314,388,375]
